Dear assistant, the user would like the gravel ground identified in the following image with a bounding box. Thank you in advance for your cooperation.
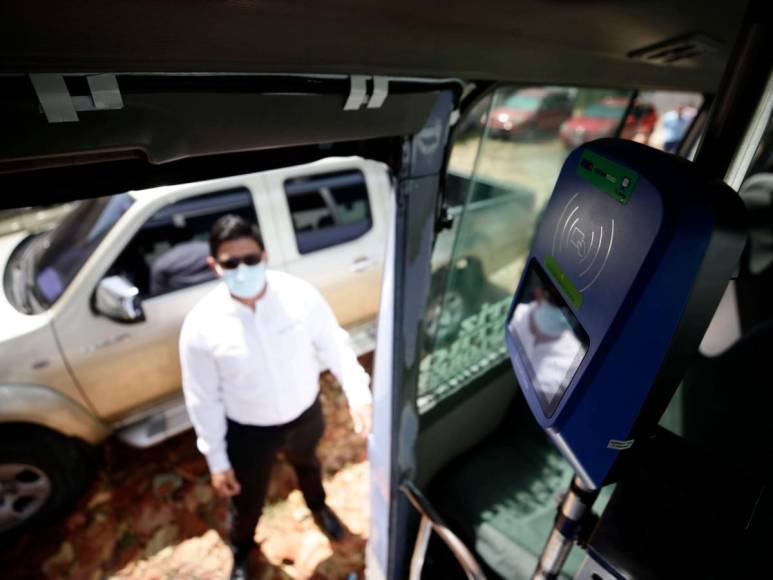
[1,363,371,580]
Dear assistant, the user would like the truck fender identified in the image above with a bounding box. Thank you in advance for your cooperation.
[0,384,110,445]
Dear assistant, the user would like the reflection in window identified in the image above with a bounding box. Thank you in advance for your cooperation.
[420,86,705,415]
[419,86,629,415]
[508,260,589,417]
[559,91,703,151]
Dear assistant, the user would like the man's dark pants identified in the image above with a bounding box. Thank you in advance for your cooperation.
[226,397,326,562]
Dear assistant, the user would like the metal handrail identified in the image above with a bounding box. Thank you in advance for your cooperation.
[400,481,487,580]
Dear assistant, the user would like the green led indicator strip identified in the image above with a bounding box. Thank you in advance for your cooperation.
[545,255,583,309]
[578,149,638,204]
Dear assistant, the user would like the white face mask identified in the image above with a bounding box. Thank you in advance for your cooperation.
[220,262,267,299]
[533,301,571,338]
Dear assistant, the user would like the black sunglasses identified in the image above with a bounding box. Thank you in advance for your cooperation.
[217,253,263,270]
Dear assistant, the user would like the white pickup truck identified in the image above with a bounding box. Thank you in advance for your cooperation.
[0,156,392,534]
[0,152,534,535]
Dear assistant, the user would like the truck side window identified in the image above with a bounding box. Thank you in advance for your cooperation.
[284,169,372,254]
[107,188,259,297]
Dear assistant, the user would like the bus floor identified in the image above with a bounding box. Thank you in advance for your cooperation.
[423,395,613,580]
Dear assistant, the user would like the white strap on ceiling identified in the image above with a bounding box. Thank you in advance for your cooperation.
[367,76,389,109]
[344,75,369,111]
[30,73,124,123]
[344,75,389,111]
[87,74,124,110]
[29,74,78,123]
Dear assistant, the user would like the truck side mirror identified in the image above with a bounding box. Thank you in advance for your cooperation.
[94,275,145,323]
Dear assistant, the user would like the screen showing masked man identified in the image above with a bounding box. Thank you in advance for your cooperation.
[508,262,588,415]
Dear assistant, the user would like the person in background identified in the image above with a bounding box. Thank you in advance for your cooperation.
[660,104,697,154]
[179,214,372,580]
[149,230,213,296]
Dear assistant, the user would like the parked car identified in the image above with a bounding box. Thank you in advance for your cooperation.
[560,97,658,147]
[0,156,391,534]
[486,88,573,139]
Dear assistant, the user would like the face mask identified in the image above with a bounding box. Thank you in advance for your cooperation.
[533,301,570,338]
[220,262,267,299]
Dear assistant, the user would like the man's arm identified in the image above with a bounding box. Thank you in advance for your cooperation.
[307,288,373,430]
[179,324,232,475]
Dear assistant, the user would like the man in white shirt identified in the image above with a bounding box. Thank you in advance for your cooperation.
[660,104,697,153]
[508,287,582,407]
[179,214,372,578]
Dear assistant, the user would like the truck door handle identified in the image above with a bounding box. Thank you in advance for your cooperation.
[351,256,375,272]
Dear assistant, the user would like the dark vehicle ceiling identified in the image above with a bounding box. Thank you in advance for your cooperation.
[2,0,747,88]
[0,0,755,206]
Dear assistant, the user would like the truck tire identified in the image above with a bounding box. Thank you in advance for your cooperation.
[424,286,469,349]
[0,425,96,542]
[423,256,487,349]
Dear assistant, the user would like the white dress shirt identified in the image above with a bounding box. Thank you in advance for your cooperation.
[509,302,582,406]
[179,270,372,473]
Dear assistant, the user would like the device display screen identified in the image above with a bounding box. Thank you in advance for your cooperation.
[508,260,590,417]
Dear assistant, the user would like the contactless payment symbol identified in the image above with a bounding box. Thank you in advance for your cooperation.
[568,225,587,259]
[552,193,615,293]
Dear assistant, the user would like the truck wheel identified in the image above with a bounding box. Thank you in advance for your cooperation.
[423,256,488,349]
[0,425,95,541]
[424,287,469,348]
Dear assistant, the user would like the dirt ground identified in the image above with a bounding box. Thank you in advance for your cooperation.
[1,365,371,580]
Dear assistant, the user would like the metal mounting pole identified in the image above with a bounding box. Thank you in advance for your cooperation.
[532,475,599,580]
[401,481,487,580]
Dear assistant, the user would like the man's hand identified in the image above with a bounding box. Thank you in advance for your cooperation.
[211,469,241,498]
[350,404,373,436]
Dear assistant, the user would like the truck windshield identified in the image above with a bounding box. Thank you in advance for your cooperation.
[32,194,134,306]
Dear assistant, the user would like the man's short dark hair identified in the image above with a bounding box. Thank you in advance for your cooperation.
[209,214,264,257]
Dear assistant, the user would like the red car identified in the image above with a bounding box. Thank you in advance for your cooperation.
[559,98,658,147]
[485,89,573,139]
